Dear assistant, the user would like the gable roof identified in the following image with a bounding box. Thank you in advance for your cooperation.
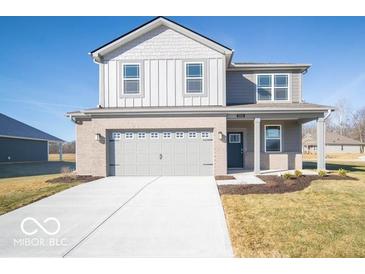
[303,132,364,146]
[0,113,64,142]
[90,16,233,61]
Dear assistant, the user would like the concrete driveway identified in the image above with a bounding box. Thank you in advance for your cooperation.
[0,176,232,257]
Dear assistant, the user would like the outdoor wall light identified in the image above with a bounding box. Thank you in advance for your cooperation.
[218,131,223,140]
[95,133,102,141]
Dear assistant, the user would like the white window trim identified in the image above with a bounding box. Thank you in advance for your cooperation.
[264,125,282,153]
[256,73,290,102]
[184,62,204,95]
[175,132,184,139]
[122,63,141,95]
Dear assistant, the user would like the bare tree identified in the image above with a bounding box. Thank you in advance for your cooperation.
[332,99,352,136]
[352,107,365,152]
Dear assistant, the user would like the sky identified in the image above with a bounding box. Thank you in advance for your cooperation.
[0,16,365,141]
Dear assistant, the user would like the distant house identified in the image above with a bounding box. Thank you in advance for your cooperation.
[303,132,364,153]
[0,113,64,162]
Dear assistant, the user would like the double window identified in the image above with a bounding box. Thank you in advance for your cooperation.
[185,63,204,94]
[123,64,141,94]
[257,74,289,101]
[265,125,282,152]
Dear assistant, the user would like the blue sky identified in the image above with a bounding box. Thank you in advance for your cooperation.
[1,16,365,141]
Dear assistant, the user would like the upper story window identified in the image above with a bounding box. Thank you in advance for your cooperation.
[185,63,204,94]
[123,64,140,94]
[257,74,289,101]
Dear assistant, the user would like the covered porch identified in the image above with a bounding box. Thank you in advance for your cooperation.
[225,109,330,174]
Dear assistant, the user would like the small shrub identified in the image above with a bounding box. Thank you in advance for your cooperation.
[294,170,303,177]
[61,167,72,174]
[318,170,327,177]
[282,172,293,180]
[338,168,347,177]
[61,167,76,179]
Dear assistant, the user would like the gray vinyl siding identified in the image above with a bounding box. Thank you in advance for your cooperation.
[0,137,48,162]
[226,72,256,105]
[226,71,302,105]
[291,73,302,103]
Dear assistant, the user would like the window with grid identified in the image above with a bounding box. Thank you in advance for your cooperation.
[150,132,159,139]
[201,132,210,139]
[185,63,203,94]
[123,64,140,94]
[112,132,121,140]
[125,132,134,139]
[188,132,197,139]
[257,74,288,101]
[175,132,184,139]
[265,125,281,152]
[137,132,146,139]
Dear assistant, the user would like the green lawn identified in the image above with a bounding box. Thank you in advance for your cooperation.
[0,174,80,215]
[222,161,365,257]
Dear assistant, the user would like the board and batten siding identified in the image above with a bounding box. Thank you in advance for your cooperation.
[99,25,226,107]
[226,71,303,105]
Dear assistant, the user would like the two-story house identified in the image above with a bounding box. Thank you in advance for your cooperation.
[68,17,332,177]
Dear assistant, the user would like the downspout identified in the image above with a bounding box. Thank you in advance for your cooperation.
[324,109,332,121]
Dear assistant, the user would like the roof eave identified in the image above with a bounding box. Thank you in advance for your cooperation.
[228,63,311,72]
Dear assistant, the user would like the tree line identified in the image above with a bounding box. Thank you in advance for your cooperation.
[303,99,365,144]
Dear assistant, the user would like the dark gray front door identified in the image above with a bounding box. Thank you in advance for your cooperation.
[227,132,243,168]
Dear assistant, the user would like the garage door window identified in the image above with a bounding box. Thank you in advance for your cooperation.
[137,132,146,139]
[201,132,210,139]
[112,132,121,140]
[125,132,134,139]
[176,132,184,139]
[163,132,172,139]
[150,132,159,139]
[188,132,197,139]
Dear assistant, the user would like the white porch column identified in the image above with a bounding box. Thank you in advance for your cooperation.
[59,142,63,161]
[317,117,326,170]
[254,118,261,174]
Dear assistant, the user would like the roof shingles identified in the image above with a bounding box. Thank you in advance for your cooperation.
[0,113,63,142]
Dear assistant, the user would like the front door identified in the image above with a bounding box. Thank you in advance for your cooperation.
[227,132,243,168]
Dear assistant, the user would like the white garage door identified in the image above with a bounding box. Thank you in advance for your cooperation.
[108,130,213,176]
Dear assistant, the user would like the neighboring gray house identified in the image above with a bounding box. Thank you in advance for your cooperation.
[0,113,64,162]
[303,132,364,153]
[68,17,333,176]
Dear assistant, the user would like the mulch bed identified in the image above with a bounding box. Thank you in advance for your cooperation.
[46,175,103,184]
[218,174,357,195]
[215,175,236,180]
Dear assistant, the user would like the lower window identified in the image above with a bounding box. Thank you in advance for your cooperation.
[265,125,281,152]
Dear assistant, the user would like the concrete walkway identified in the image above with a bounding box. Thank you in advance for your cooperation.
[0,176,232,257]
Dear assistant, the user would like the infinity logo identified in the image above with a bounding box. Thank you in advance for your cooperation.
[20,217,61,236]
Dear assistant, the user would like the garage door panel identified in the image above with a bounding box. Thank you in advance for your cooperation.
[109,130,213,176]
